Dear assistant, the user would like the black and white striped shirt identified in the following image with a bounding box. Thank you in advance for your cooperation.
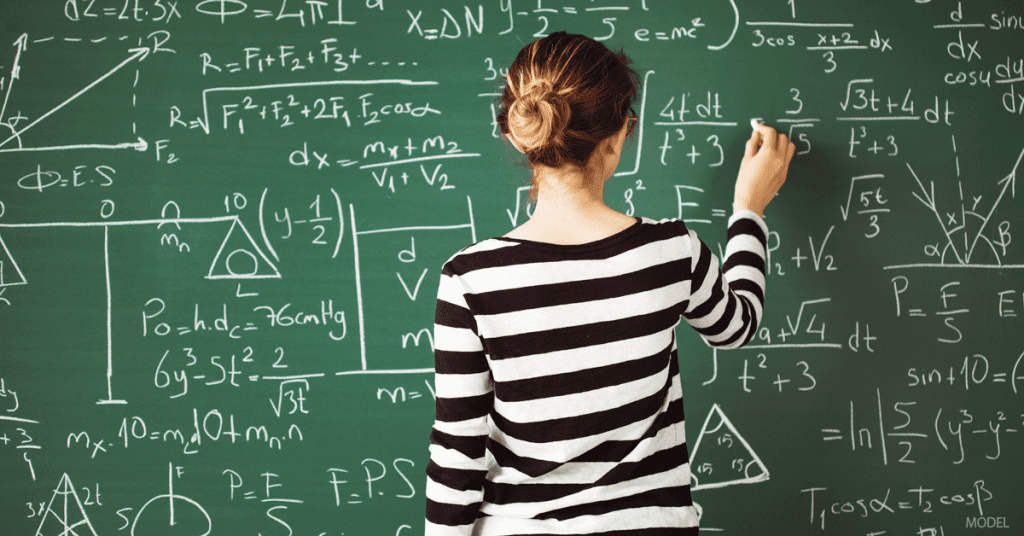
[425,211,768,535]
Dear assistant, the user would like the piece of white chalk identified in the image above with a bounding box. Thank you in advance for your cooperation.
[750,118,760,130]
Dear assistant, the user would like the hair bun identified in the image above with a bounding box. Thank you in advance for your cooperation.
[507,79,571,154]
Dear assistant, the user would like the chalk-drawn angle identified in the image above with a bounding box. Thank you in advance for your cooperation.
[0,232,27,286]
[903,144,1023,267]
[689,404,770,491]
[34,473,99,536]
[206,217,281,279]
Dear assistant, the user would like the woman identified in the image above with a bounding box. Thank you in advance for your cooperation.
[425,32,793,535]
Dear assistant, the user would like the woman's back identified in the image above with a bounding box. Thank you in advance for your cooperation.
[425,31,791,535]
[428,215,768,533]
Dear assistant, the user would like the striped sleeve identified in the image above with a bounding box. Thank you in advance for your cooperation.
[681,209,768,349]
[425,266,493,535]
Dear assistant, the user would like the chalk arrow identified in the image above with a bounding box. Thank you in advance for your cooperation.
[906,163,936,211]
[966,145,1024,262]
[10,33,27,79]
[127,45,150,62]
[0,137,148,153]
[1003,145,1022,199]
[0,33,28,124]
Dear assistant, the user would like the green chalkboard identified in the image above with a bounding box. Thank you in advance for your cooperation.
[1,1,1022,534]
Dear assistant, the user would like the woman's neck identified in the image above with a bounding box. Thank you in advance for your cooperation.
[504,167,635,245]
[531,167,608,220]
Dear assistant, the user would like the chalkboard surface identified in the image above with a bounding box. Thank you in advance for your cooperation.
[1,1,1022,534]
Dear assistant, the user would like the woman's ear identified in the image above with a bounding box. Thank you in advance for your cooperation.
[606,119,630,155]
[602,134,618,155]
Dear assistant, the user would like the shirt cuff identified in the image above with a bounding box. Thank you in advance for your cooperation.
[728,209,769,239]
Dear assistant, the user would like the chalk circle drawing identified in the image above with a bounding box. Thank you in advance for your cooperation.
[689,403,770,491]
[131,463,212,536]
[34,473,99,536]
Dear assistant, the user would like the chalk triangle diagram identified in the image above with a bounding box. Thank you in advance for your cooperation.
[689,404,770,491]
[0,232,27,286]
[34,473,100,536]
[207,218,281,279]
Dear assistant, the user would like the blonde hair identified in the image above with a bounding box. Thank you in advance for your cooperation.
[505,79,571,155]
[498,32,639,171]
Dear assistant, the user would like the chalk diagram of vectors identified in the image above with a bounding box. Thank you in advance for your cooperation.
[1,32,157,154]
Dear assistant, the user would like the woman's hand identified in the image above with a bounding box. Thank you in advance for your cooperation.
[733,123,795,216]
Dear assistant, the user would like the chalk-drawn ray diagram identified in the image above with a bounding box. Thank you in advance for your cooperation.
[689,404,770,491]
[900,143,1023,269]
[0,33,150,154]
[0,216,279,404]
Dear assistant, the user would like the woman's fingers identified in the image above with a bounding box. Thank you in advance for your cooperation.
[745,128,762,160]
[755,123,777,149]
[777,132,790,152]
[732,122,797,215]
